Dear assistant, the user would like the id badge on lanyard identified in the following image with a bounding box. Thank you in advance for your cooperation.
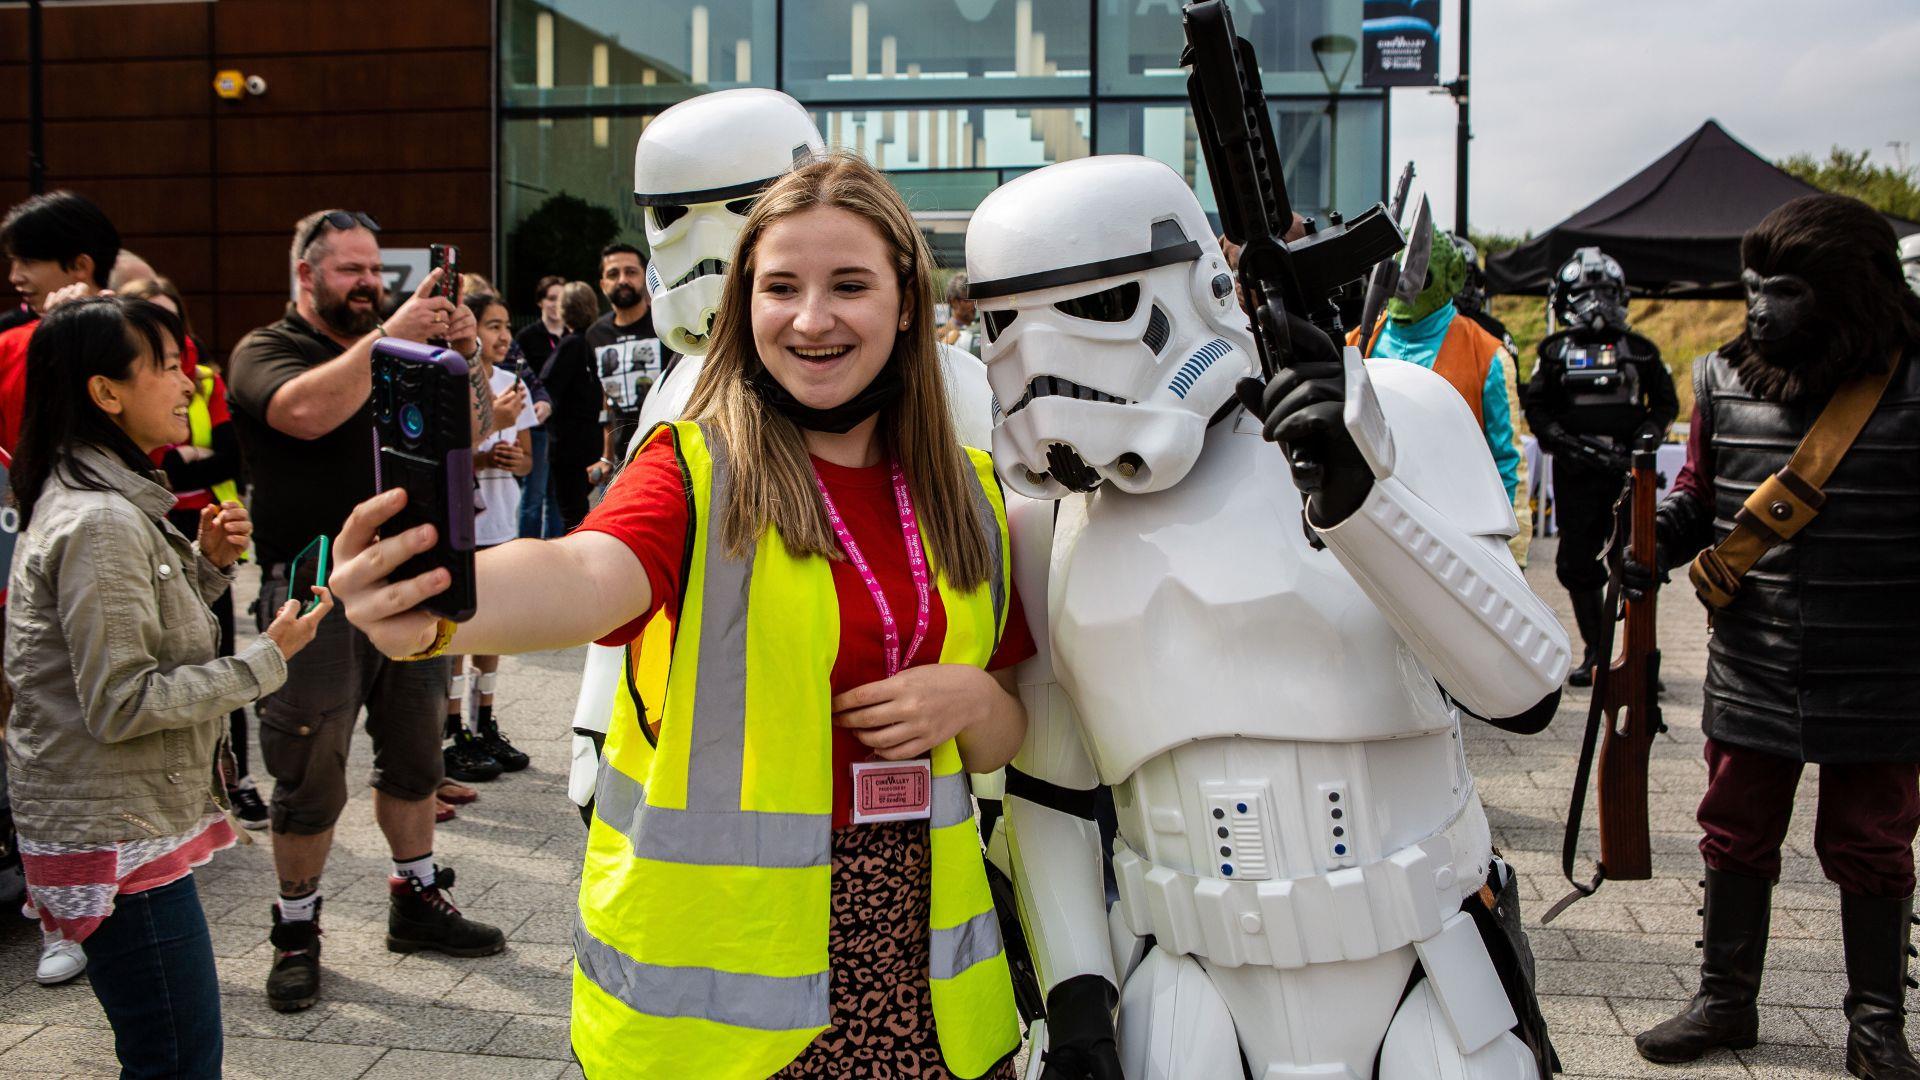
[816,462,934,824]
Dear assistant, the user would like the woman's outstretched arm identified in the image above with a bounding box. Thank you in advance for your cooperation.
[330,487,651,659]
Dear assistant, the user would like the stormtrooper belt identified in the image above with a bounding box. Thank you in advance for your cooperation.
[1111,794,1489,969]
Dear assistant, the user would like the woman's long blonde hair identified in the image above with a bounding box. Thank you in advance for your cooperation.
[682,152,994,590]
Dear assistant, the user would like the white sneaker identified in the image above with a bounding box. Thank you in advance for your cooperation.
[35,937,85,985]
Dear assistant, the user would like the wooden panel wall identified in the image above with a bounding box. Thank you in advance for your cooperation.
[0,0,492,356]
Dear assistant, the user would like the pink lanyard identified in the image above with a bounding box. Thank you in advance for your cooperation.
[813,461,931,677]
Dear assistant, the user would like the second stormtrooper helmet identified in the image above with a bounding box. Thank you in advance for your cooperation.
[966,156,1254,499]
[1551,246,1630,333]
[634,88,825,356]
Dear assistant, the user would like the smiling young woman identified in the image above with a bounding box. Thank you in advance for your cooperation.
[327,153,1029,1078]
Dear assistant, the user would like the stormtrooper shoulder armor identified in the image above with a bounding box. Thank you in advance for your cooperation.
[1319,357,1571,717]
[1363,358,1521,540]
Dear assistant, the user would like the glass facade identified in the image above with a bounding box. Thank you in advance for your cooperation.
[498,0,1388,292]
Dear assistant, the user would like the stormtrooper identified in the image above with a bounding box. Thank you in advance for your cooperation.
[566,87,997,815]
[970,156,1572,1079]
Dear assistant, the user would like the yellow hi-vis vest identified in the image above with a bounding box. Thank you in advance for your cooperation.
[188,368,239,506]
[572,420,1021,1080]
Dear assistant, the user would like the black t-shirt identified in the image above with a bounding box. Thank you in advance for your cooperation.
[542,332,605,467]
[225,310,371,566]
[584,311,669,418]
[515,320,563,381]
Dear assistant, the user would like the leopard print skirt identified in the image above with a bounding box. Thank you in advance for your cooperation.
[774,821,1020,1079]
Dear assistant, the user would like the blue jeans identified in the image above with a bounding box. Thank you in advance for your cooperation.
[81,874,222,1079]
[519,427,565,538]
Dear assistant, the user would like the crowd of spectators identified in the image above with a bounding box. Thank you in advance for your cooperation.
[0,189,668,1075]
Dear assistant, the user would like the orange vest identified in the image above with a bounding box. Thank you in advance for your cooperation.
[1348,315,1503,427]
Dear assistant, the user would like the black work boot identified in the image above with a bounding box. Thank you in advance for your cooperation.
[387,866,507,957]
[443,714,503,783]
[1841,891,1920,1079]
[266,899,323,1013]
[474,708,529,773]
[1566,588,1607,688]
[1636,868,1772,1062]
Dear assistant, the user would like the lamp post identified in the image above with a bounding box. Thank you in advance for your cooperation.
[1310,34,1357,215]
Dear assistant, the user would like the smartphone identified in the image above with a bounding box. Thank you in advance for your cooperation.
[427,244,461,347]
[287,534,331,616]
[371,338,478,621]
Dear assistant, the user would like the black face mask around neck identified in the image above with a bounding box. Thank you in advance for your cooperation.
[749,361,903,435]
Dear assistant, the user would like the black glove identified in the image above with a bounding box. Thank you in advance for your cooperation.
[1234,306,1374,526]
[1039,974,1123,1080]
[1608,486,1671,602]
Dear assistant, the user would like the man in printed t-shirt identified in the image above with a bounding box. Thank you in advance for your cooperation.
[583,243,673,485]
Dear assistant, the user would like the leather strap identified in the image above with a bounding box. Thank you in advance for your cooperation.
[1688,356,1901,609]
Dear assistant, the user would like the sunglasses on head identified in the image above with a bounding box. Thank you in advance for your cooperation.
[297,210,381,259]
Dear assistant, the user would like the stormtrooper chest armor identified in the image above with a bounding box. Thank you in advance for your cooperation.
[1050,416,1458,782]
[1048,416,1486,899]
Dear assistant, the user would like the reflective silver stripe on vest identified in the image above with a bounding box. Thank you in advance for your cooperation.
[596,759,830,868]
[685,424,755,814]
[575,917,829,1031]
[931,771,972,830]
[963,463,1007,624]
[930,908,1005,981]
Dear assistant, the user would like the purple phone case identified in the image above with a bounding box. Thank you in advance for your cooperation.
[371,339,476,619]
[372,338,474,549]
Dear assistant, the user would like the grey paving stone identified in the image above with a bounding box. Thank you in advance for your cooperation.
[447,970,572,1017]
[0,1025,118,1077]
[483,1015,574,1061]
[307,1001,511,1053]
[1734,1040,1857,1078]
[1791,1004,1849,1049]
[359,1048,567,1079]
[1537,959,1690,1000]
[0,979,109,1029]
[217,990,330,1039]
[0,1022,42,1054]
[393,940,576,980]
[221,1035,385,1079]
[1539,994,1625,1035]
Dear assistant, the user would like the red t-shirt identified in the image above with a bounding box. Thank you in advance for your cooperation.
[0,320,38,457]
[580,435,1036,828]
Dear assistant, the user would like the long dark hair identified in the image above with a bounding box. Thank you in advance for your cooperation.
[12,295,184,527]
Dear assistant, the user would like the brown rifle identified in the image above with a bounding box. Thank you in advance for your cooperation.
[1543,431,1666,922]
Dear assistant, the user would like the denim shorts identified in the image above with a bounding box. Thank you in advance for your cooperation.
[255,571,449,834]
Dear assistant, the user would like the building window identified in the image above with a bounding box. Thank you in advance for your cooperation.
[815,104,1091,171]
[1098,0,1368,97]
[501,0,776,109]
[783,0,1092,103]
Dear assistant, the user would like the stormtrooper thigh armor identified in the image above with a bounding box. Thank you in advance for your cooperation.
[974,156,1568,1078]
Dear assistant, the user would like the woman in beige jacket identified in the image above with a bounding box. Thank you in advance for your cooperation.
[4,295,329,1079]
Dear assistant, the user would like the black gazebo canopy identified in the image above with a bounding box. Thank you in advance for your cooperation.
[1487,120,1920,299]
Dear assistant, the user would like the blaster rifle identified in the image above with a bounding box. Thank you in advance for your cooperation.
[1181,0,1403,384]
[1543,430,1666,922]
[1354,162,1415,346]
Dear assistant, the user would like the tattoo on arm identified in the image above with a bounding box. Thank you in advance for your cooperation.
[279,875,321,898]
[470,364,496,442]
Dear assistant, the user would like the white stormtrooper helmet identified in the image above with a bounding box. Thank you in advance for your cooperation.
[1901,232,1920,297]
[635,88,825,356]
[966,155,1255,499]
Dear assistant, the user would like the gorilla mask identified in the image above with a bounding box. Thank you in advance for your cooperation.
[1739,268,1816,357]
[1723,194,1920,403]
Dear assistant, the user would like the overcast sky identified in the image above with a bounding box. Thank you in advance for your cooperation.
[1388,0,1920,238]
